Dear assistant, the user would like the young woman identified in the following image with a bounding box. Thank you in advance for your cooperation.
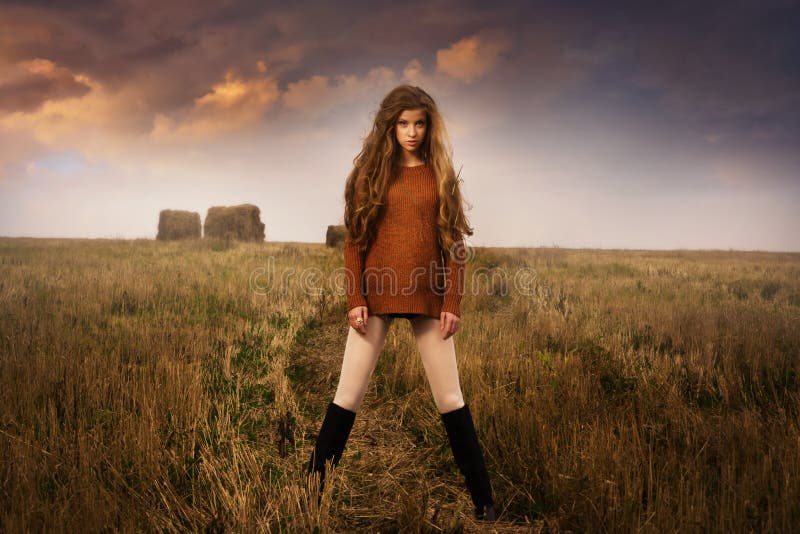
[306,85,497,522]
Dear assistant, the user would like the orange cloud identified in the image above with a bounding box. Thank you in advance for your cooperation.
[150,71,280,142]
[279,66,396,118]
[436,30,512,83]
[0,66,122,145]
[402,58,423,84]
[0,63,140,181]
[0,58,90,112]
[280,74,329,110]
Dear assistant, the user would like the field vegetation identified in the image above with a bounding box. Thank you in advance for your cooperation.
[1,237,798,532]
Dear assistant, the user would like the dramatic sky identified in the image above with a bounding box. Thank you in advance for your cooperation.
[1,0,798,251]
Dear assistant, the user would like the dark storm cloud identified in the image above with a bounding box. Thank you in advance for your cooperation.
[541,0,800,144]
[0,0,798,151]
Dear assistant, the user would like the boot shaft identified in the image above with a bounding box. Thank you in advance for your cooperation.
[308,401,356,475]
[440,403,495,515]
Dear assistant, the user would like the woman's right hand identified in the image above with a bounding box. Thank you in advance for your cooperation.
[348,306,369,335]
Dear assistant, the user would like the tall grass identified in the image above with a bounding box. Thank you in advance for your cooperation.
[1,237,798,532]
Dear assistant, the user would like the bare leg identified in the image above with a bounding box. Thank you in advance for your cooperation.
[332,314,391,412]
[410,316,466,414]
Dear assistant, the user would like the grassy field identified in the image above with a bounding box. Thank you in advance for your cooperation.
[1,236,798,532]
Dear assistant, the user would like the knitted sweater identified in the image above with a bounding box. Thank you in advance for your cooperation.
[344,163,465,318]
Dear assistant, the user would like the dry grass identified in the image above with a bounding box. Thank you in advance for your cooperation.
[0,237,798,532]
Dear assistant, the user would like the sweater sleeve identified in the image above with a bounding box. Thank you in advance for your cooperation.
[440,232,466,317]
[344,232,368,312]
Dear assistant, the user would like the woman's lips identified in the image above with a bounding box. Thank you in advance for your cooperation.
[407,140,417,145]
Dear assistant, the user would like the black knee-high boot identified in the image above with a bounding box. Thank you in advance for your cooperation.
[440,402,497,521]
[306,401,357,500]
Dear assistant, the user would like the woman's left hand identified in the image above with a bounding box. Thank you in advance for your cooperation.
[440,311,460,340]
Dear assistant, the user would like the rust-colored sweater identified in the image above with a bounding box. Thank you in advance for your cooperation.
[344,163,465,318]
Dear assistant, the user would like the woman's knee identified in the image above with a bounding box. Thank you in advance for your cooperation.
[434,390,465,414]
[332,391,363,412]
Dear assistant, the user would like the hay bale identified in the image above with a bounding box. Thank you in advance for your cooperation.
[203,203,265,242]
[156,209,201,240]
[326,224,346,247]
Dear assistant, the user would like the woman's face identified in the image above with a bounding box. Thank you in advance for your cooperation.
[395,108,427,154]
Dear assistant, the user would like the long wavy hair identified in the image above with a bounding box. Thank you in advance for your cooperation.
[343,85,474,258]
